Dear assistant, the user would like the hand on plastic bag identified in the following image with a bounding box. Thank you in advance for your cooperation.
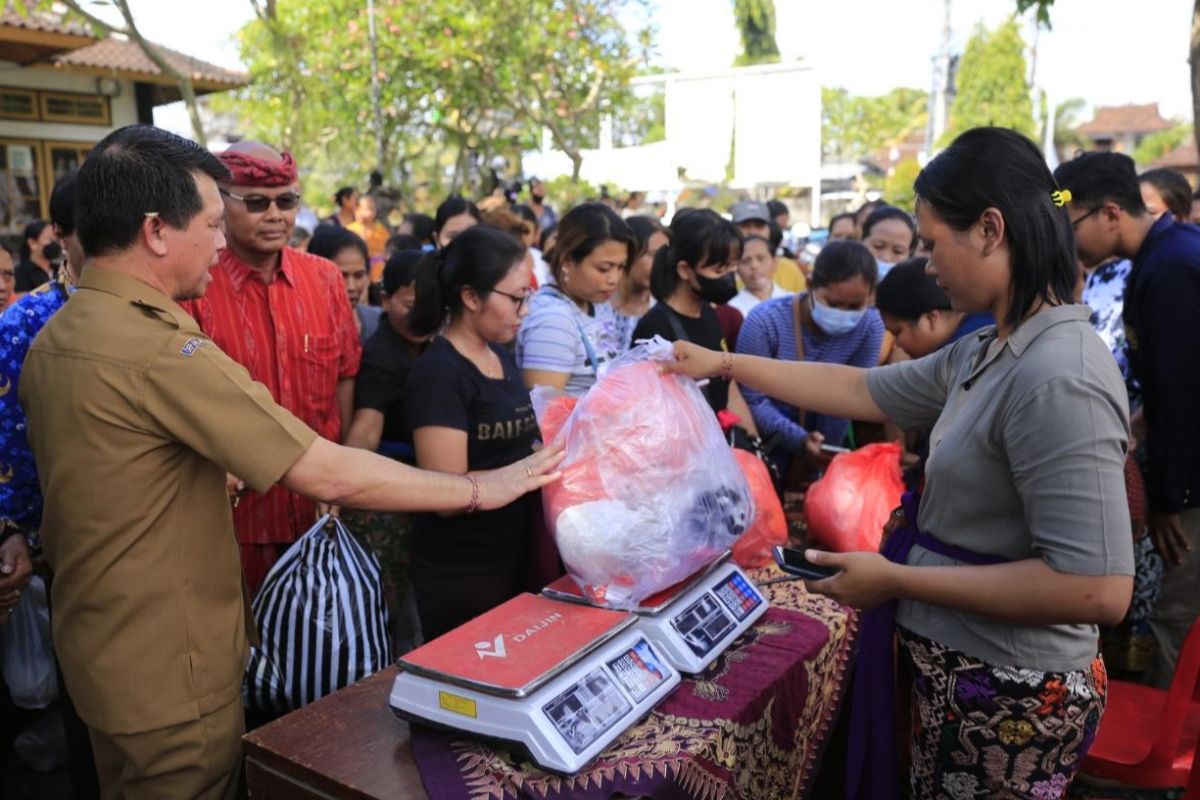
[476,440,566,512]
[656,340,726,381]
[533,337,754,609]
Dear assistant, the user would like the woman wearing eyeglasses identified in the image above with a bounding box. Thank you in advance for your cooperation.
[516,203,636,396]
[402,225,540,638]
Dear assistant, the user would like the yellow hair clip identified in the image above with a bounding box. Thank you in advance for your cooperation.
[1051,189,1072,207]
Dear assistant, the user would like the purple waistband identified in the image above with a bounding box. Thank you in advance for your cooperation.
[844,491,1010,800]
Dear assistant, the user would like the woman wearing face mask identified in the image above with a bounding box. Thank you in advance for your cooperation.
[517,203,635,396]
[631,209,758,434]
[735,239,883,476]
[612,215,668,348]
[861,206,917,283]
[15,219,58,293]
[402,226,540,639]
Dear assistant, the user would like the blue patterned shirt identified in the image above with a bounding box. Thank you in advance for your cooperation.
[0,281,71,532]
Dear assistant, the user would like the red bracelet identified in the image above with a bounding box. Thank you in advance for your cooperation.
[465,475,480,514]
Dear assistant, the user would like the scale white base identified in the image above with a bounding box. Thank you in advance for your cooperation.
[543,553,769,675]
[389,594,681,774]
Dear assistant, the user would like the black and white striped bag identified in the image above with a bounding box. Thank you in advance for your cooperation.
[244,515,393,714]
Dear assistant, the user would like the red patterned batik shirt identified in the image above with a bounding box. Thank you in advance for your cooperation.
[181,247,362,545]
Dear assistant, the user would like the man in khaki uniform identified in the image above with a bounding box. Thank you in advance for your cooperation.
[21,125,562,799]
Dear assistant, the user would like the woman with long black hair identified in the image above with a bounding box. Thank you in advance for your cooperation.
[665,128,1134,798]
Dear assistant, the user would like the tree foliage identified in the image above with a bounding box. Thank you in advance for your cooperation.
[883,158,921,210]
[822,87,928,163]
[732,0,781,66]
[1133,121,1192,166]
[215,0,649,210]
[943,17,1035,143]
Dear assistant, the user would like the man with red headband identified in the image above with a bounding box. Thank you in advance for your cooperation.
[182,141,361,593]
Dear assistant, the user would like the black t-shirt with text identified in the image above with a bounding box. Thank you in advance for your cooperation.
[632,302,730,414]
[403,336,538,563]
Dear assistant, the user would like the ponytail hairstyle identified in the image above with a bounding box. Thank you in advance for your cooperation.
[650,208,743,302]
[547,202,636,283]
[408,225,525,337]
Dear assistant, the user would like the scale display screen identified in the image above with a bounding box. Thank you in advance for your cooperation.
[606,638,669,703]
[542,667,632,754]
[713,572,762,621]
[670,594,736,656]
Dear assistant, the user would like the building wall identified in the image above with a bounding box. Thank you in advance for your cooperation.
[0,64,138,142]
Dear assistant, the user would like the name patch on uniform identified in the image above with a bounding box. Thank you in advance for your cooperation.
[180,337,209,357]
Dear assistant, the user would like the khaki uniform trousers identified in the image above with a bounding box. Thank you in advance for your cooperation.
[88,695,243,800]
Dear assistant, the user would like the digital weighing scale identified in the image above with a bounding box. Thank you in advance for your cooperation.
[542,552,768,675]
[389,593,681,774]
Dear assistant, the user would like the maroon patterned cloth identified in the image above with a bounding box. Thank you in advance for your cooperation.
[409,569,857,800]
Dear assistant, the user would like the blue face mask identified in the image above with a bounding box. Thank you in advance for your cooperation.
[811,295,865,336]
[876,259,896,281]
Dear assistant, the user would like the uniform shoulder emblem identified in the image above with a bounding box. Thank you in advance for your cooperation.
[180,337,209,357]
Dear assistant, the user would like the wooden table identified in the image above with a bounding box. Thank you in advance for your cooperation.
[243,665,428,800]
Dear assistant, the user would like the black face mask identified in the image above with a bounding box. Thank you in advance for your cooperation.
[695,272,737,305]
[531,192,545,203]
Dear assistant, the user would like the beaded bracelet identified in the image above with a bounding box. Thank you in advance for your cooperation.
[720,352,734,382]
[465,474,481,514]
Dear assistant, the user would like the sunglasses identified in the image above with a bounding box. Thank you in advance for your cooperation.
[220,188,301,213]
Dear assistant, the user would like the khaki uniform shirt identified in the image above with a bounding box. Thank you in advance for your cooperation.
[867,304,1134,672]
[21,268,317,734]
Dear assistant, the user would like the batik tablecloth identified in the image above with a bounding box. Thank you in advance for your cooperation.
[410,567,858,800]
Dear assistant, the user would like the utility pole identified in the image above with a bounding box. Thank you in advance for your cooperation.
[926,0,952,157]
[366,0,386,174]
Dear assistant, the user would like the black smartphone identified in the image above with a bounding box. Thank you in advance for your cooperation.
[773,546,840,580]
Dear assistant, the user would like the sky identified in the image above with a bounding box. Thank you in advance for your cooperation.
[119,0,1195,135]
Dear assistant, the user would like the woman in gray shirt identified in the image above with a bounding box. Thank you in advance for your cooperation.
[666,128,1134,800]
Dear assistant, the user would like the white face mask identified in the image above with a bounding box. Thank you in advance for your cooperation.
[811,295,865,336]
[876,259,896,281]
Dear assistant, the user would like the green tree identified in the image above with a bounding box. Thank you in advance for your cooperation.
[884,158,921,209]
[942,17,1035,143]
[1133,121,1192,166]
[822,87,928,163]
[732,0,781,66]
[216,0,648,209]
[1043,97,1089,161]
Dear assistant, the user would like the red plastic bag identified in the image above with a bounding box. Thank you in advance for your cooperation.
[731,449,788,568]
[804,442,904,553]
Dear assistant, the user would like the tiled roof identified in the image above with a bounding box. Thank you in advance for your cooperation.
[1077,103,1174,136]
[0,6,93,38]
[1151,139,1198,170]
[52,37,246,89]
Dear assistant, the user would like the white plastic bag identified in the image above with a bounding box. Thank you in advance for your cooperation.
[0,575,58,709]
[533,337,753,609]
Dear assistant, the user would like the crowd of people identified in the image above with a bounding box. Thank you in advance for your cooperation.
[0,120,1197,799]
